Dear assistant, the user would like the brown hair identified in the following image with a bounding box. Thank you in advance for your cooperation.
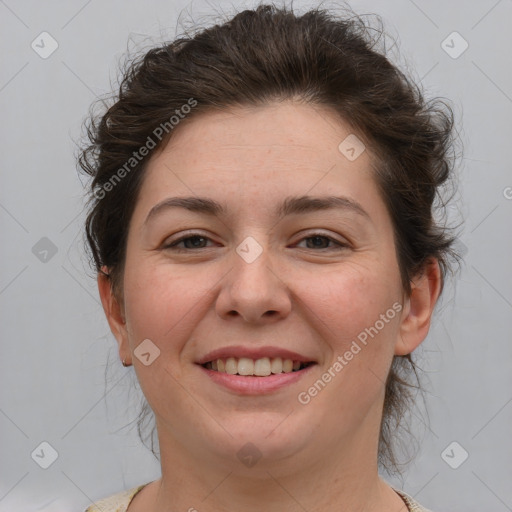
[78,3,461,476]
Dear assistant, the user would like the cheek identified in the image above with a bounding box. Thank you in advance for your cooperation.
[121,265,209,410]
[298,262,403,414]
[122,260,220,361]
[296,267,402,425]
[300,260,402,347]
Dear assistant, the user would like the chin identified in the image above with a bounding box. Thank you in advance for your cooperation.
[204,412,314,468]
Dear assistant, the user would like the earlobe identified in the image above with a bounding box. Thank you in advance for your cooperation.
[395,258,442,356]
[97,267,131,364]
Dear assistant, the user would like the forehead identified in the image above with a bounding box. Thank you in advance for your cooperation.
[132,101,387,225]
[159,101,367,163]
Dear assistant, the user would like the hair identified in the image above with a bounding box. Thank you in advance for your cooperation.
[78,2,461,476]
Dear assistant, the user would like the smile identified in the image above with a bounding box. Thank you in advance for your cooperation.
[202,357,315,376]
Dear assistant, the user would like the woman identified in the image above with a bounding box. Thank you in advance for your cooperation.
[79,4,458,511]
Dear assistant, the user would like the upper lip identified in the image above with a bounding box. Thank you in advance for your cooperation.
[196,345,317,365]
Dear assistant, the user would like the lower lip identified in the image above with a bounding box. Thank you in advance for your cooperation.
[198,364,315,395]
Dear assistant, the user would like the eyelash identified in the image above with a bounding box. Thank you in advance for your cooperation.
[163,232,349,252]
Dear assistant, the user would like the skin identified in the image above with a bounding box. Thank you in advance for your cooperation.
[98,101,441,512]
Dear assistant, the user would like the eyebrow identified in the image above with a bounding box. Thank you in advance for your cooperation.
[143,194,370,226]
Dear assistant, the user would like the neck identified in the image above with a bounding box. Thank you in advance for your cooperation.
[140,400,407,512]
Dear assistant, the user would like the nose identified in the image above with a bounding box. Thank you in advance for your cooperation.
[215,236,292,324]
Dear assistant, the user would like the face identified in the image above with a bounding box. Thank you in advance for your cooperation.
[100,101,436,474]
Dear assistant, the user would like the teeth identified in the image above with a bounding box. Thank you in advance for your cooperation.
[225,357,237,375]
[270,357,283,374]
[206,357,308,376]
[238,357,254,376]
[254,357,271,376]
[282,359,293,373]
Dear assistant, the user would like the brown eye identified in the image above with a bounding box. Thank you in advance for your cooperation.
[296,234,348,250]
[164,234,214,251]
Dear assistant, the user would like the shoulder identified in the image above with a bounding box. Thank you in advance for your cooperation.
[393,488,435,512]
[83,483,149,512]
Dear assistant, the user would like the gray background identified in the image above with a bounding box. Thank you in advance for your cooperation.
[1,0,511,511]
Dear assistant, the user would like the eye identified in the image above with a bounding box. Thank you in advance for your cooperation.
[163,233,216,251]
[295,233,348,250]
[163,232,349,252]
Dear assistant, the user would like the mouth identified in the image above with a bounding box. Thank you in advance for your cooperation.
[196,346,317,394]
[201,357,316,376]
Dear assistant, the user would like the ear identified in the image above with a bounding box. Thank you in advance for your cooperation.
[395,258,442,356]
[97,267,131,365]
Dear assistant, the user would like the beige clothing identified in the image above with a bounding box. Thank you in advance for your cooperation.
[84,482,433,511]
